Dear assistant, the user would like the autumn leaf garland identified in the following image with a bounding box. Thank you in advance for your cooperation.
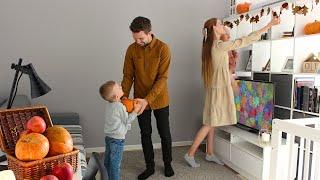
[224,1,318,29]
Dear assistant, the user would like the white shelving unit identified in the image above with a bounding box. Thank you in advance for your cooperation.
[217,0,320,179]
[224,0,320,77]
[214,125,298,180]
[223,0,320,118]
[244,72,320,120]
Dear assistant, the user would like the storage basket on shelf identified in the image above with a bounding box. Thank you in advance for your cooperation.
[0,106,79,180]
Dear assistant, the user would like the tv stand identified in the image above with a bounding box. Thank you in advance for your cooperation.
[214,125,298,180]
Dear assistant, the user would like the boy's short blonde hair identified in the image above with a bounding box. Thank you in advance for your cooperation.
[99,81,116,102]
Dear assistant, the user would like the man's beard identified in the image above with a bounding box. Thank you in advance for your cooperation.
[139,41,148,46]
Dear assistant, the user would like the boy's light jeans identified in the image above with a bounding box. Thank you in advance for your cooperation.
[104,136,124,180]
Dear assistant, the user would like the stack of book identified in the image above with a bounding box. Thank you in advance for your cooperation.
[282,31,294,38]
[294,77,320,113]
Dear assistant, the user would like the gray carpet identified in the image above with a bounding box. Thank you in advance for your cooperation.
[121,146,242,180]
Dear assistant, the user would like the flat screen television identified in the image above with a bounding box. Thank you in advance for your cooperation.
[234,80,274,133]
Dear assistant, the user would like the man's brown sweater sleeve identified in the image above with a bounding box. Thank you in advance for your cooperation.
[121,46,134,98]
[145,45,170,104]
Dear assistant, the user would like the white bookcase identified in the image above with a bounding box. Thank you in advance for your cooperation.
[216,0,320,179]
[223,0,320,76]
[223,0,320,118]
[214,126,298,180]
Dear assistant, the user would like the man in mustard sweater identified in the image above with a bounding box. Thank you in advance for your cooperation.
[121,16,174,179]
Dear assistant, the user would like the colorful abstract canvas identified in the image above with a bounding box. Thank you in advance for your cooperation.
[234,80,274,131]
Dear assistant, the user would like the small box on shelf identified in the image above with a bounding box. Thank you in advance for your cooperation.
[302,54,320,73]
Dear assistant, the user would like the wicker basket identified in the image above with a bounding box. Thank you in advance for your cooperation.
[0,106,79,180]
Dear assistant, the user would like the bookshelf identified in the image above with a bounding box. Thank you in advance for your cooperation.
[225,0,320,75]
[253,72,320,120]
[223,0,320,119]
[215,1,320,179]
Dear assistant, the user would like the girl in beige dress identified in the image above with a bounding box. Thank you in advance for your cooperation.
[184,16,280,167]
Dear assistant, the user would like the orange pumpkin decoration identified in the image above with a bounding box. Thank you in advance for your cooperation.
[15,133,49,161]
[121,98,135,113]
[304,21,320,35]
[44,126,73,156]
[236,2,251,14]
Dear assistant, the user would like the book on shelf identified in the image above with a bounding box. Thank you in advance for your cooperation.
[282,31,294,38]
[294,77,314,110]
[308,87,314,112]
[294,78,320,113]
[301,86,309,111]
[314,88,319,113]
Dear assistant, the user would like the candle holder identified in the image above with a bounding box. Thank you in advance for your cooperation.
[258,128,271,145]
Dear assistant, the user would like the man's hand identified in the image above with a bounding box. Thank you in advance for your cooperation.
[134,98,148,115]
[132,101,142,114]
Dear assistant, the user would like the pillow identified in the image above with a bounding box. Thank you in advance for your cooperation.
[50,113,80,125]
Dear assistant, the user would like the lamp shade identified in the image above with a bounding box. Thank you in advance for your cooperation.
[25,64,52,98]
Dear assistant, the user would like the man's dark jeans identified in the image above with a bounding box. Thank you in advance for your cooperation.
[138,106,172,169]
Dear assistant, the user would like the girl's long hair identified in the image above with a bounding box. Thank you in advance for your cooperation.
[202,18,218,89]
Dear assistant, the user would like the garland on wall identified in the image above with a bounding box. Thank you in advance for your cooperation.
[224,0,319,29]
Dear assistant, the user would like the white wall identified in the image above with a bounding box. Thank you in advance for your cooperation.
[0,0,228,147]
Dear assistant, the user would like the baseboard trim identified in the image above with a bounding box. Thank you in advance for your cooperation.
[86,140,195,157]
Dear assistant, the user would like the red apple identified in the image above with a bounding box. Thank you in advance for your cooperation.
[52,162,74,180]
[27,116,46,133]
[40,175,59,180]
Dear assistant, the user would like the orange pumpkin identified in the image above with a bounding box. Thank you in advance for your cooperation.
[19,129,32,139]
[44,126,73,156]
[304,21,320,35]
[15,133,49,161]
[236,2,251,14]
[121,98,135,113]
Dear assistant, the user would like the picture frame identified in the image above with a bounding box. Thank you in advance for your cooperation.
[245,50,252,71]
[282,56,294,72]
[262,58,271,72]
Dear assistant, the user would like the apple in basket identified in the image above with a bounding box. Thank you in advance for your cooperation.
[52,162,74,180]
[27,116,46,133]
[40,175,59,180]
